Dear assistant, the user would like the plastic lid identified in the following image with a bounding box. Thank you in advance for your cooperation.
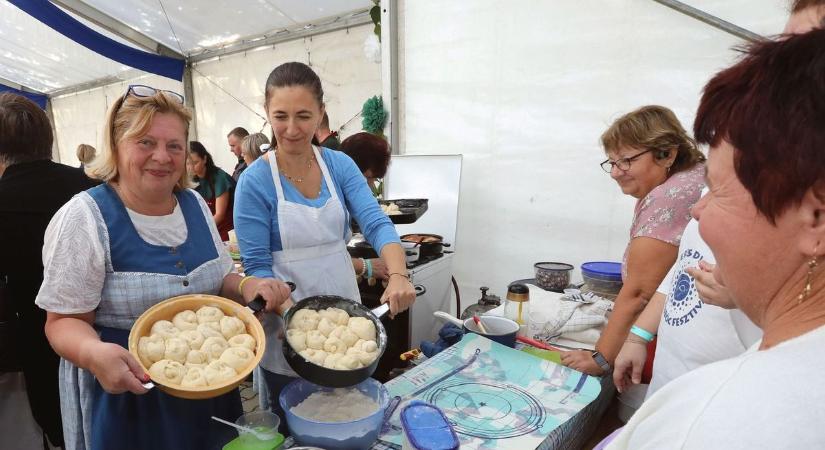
[581,261,623,281]
[401,400,460,450]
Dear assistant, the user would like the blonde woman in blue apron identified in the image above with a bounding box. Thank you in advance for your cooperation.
[35,87,292,450]
[233,62,416,430]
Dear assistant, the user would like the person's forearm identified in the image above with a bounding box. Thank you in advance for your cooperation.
[44,312,101,369]
[379,243,407,277]
[220,273,245,304]
[213,193,229,224]
[633,292,666,335]
[596,287,650,362]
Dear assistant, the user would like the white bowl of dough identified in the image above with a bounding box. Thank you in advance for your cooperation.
[280,377,389,450]
[128,294,265,400]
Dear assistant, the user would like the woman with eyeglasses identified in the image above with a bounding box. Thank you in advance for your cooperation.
[560,105,705,377]
[35,85,291,450]
[233,62,415,429]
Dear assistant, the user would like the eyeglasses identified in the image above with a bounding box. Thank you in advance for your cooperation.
[122,84,184,104]
[600,148,654,173]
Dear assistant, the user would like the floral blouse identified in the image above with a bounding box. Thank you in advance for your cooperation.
[622,163,706,279]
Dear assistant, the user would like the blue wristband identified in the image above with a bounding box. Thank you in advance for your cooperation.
[630,325,655,342]
[366,259,373,279]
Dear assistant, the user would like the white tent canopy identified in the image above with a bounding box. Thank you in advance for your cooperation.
[1,0,795,307]
[0,0,373,95]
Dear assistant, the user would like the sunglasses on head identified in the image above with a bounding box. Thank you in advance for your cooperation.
[122,84,184,104]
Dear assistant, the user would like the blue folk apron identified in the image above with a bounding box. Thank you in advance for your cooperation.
[60,184,240,450]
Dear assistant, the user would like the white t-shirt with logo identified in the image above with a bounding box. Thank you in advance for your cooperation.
[647,218,761,397]
[607,324,825,449]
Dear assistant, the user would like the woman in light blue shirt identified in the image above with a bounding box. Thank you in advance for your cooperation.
[233,62,415,429]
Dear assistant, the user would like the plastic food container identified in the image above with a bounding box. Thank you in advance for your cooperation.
[581,261,623,300]
[533,262,574,291]
[401,400,459,450]
[234,411,283,449]
[279,378,389,450]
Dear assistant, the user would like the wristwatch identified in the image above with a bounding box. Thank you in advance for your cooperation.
[591,351,611,372]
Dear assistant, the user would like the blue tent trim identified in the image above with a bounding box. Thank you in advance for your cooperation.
[9,0,184,81]
[0,84,48,109]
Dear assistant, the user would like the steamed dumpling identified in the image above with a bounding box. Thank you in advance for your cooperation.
[181,366,207,388]
[316,317,337,337]
[335,354,361,370]
[179,329,205,350]
[289,309,320,331]
[137,334,166,367]
[353,339,379,353]
[299,348,327,366]
[203,360,237,385]
[163,337,190,363]
[219,347,255,372]
[347,317,376,341]
[202,336,229,361]
[286,329,307,352]
[186,349,209,366]
[197,322,223,339]
[305,330,326,350]
[150,320,180,339]
[346,347,378,366]
[196,306,225,324]
[228,334,256,352]
[323,336,347,354]
[322,353,344,369]
[319,307,349,326]
[329,325,359,348]
[220,316,246,339]
[172,310,199,331]
[149,359,186,385]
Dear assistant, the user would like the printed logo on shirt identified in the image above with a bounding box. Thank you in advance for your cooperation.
[663,247,705,327]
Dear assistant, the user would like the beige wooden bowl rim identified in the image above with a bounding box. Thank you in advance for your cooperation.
[128,294,265,396]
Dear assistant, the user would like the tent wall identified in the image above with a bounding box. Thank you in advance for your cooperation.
[51,74,183,167]
[397,0,787,304]
[49,23,380,172]
[191,24,381,172]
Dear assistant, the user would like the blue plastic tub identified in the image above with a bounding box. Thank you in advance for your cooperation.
[279,378,389,450]
[581,261,623,300]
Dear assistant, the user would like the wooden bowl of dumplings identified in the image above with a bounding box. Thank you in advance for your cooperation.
[128,294,265,400]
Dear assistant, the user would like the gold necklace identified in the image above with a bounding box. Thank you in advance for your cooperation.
[278,154,314,183]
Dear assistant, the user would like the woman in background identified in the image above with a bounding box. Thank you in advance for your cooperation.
[189,141,234,241]
[76,144,96,169]
[241,132,270,167]
[561,105,705,375]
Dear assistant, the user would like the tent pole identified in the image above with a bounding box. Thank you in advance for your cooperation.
[651,0,765,43]
[381,0,399,155]
[183,64,198,141]
[45,100,61,163]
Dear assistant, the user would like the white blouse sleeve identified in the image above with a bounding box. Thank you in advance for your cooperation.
[35,194,107,314]
[190,189,234,277]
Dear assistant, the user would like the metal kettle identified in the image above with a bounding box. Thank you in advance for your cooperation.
[460,286,502,319]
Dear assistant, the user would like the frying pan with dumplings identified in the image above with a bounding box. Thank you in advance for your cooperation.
[280,284,425,387]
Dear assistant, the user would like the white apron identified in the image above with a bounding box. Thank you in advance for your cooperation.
[260,146,361,375]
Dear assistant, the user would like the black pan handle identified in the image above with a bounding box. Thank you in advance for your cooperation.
[248,281,296,312]
[442,242,451,248]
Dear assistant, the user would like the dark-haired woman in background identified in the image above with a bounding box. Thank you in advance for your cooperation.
[189,141,235,241]
[340,131,391,198]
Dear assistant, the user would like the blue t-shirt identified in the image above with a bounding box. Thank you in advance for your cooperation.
[233,147,399,278]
